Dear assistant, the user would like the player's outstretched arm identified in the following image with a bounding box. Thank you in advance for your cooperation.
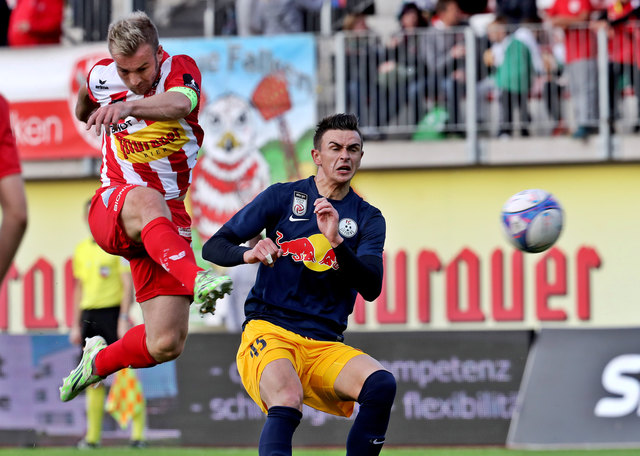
[242,237,280,267]
[202,226,252,267]
[85,91,192,136]
[313,197,384,301]
[333,246,383,302]
[123,90,192,121]
[0,174,27,284]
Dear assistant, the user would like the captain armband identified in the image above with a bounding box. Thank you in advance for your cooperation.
[168,86,198,113]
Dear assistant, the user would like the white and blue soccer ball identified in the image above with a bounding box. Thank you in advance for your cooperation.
[501,189,563,253]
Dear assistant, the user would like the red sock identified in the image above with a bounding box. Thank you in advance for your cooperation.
[94,325,157,377]
[141,217,202,289]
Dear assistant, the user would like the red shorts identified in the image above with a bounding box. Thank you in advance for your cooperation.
[89,185,193,303]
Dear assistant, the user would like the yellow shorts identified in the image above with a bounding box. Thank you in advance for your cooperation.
[237,319,365,417]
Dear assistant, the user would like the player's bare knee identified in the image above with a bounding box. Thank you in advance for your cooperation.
[150,345,183,363]
[277,393,304,410]
[147,335,185,362]
[266,389,304,410]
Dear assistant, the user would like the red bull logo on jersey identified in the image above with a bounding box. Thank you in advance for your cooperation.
[115,120,189,163]
[275,230,339,271]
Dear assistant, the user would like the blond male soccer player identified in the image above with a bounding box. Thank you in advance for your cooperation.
[203,114,396,456]
[60,11,232,402]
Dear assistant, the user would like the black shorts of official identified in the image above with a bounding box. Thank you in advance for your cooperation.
[78,306,120,363]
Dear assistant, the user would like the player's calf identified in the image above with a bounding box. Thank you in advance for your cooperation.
[346,370,396,456]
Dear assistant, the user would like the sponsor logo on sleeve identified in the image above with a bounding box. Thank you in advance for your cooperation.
[94,78,110,90]
[183,74,200,94]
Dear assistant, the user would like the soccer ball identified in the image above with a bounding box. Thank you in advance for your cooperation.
[501,189,563,253]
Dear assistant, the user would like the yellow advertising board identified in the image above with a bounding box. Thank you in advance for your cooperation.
[3,163,639,333]
[351,163,639,330]
[2,179,98,333]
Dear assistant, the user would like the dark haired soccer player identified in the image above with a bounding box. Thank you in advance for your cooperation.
[202,113,396,456]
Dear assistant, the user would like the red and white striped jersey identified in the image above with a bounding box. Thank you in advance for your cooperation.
[86,51,204,200]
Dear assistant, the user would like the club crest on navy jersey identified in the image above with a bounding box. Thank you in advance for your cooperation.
[339,218,357,238]
[292,191,308,217]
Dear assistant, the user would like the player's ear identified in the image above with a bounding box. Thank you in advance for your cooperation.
[311,148,321,166]
[156,44,164,59]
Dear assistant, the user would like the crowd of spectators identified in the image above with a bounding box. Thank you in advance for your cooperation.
[3,0,640,140]
[341,0,640,140]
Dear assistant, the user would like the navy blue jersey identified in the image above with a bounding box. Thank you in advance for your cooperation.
[222,176,385,341]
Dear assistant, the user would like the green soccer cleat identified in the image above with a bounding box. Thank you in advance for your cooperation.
[60,335,106,402]
[193,270,233,316]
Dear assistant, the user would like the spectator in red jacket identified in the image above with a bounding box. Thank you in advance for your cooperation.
[7,0,64,46]
[592,0,640,133]
[543,0,599,139]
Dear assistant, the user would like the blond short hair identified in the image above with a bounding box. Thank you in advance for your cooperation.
[107,11,159,56]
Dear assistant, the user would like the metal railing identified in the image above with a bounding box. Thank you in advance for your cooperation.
[64,2,640,163]
[330,22,640,151]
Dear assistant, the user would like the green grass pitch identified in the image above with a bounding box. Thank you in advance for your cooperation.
[1,447,640,456]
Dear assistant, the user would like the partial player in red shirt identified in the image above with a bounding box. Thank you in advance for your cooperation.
[0,93,27,286]
[60,11,233,403]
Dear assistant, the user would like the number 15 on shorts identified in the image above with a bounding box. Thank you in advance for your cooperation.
[249,337,267,358]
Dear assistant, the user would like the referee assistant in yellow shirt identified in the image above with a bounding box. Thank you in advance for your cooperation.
[69,201,146,449]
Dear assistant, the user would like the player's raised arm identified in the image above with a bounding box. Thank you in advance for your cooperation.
[86,90,192,136]
[85,85,194,137]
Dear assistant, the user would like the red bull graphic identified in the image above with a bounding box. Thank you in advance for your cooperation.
[317,249,338,270]
[275,231,339,271]
[276,232,315,262]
